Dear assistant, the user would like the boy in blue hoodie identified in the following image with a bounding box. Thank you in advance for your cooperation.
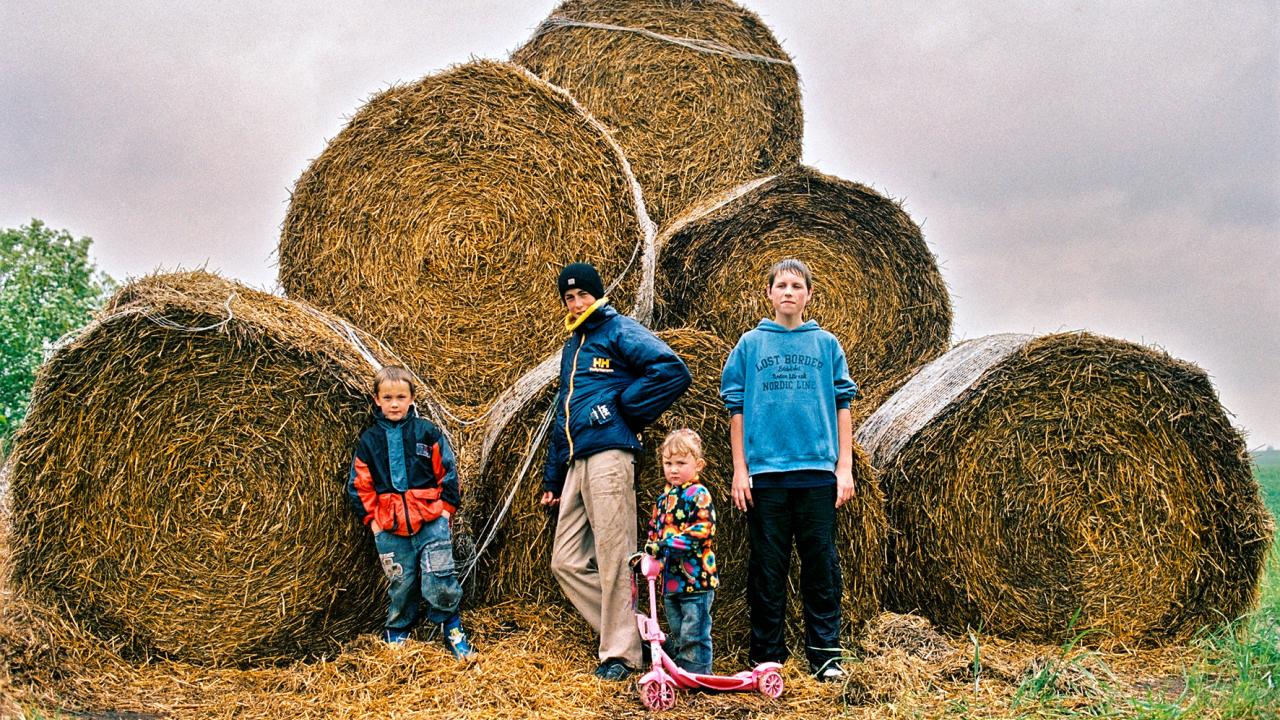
[719,258,859,681]
[540,262,691,681]
[348,366,474,659]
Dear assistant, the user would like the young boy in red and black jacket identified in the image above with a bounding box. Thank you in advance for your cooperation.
[347,365,474,658]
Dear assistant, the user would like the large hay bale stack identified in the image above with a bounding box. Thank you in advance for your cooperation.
[856,332,1273,645]
[464,328,885,654]
[5,271,413,664]
[280,59,655,413]
[512,0,802,226]
[655,165,952,417]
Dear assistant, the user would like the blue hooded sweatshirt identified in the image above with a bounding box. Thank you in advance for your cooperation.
[719,319,858,478]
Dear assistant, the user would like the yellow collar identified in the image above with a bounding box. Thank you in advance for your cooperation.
[564,296,609,333]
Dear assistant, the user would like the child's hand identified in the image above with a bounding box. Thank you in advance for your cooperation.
[731,469,753,511]
[539,491,560,508]
[835,467,855,508]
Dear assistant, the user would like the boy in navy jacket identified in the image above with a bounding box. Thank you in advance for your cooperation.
[539,262,691,680]
[348,366,474,658]
[720,258,859,681]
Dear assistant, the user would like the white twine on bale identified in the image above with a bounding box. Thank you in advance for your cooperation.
[294,303,457,433]
[525,65,659,325]
[855,333,1033,468]
[456,353,561,578]
[459,402,555,585]
[402,66,657,433]
[534,15,796,66]
[45,291,240,361]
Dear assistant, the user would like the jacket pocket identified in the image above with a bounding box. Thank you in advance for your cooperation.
[406,487,444,528]
[374,494,401,534]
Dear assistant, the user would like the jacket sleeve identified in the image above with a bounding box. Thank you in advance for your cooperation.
[347,438,378,525]
[433,429,461,512]
[614,322,692,431]
[830,336,859,407]
[644,495,662,555]
[720,337,747,416]
[542,353,571,496]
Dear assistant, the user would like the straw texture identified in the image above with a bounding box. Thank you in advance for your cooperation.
[857,332,1273,645]
[656,165,952,418]
[5,271,406,664]
[512,0,802,226]
[279,59,655,414]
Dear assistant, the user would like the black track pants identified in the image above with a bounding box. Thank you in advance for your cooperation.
[745,484,842,670]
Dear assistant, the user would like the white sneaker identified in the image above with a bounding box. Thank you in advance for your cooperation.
[815,663,845,682]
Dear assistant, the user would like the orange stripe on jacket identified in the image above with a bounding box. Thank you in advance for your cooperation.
[352,456,378,525]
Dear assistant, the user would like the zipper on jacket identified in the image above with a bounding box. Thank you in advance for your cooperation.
[564,332,587,463]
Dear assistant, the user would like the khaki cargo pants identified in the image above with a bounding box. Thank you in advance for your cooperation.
[550,448,643,668]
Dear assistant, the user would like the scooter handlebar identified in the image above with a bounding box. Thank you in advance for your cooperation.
[628,551,663,580]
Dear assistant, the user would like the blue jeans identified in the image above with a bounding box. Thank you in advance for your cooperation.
[373,516,462,630]
[663,590,714,674]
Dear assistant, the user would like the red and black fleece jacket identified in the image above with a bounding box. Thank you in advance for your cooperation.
[347,406,459,536]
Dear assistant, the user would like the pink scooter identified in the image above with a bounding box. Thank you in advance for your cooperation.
[630,553,784,711]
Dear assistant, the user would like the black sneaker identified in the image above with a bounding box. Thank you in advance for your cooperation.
[593,658,633,681]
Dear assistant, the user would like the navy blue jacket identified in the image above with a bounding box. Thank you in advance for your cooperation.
[542,301,691,495]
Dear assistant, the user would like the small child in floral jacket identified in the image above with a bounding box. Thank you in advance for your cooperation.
[645,428,719,674]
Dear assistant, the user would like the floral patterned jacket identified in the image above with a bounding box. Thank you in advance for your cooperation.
[645,477,719,594]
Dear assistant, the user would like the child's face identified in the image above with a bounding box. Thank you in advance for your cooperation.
[563,287,597,321]
[373,379,414,421]
[662,451,705,486]
[768,269,812,319]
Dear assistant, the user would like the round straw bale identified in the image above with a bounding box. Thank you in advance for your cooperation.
[655,165,952,417]
[4,271,413,664]
[856,332,1273,646]
[512,0,803,226]
[279,59,655,414]
[463,328,885,652]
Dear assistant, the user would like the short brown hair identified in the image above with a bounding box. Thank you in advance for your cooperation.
[767,258,813,289]
[660,428,703,460]
[372,366,416,397]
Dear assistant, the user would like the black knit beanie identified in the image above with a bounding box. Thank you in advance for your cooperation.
[557,262,606,303]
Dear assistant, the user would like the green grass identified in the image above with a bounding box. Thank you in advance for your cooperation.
[1127,461,1279,718]
[1002,461,1280,719]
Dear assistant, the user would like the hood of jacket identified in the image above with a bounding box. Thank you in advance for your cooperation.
[754,318,820,333]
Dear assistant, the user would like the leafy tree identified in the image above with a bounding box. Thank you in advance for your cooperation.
[1,220,116,444]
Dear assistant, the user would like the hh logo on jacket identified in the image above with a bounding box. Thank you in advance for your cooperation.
[589,356,614,373]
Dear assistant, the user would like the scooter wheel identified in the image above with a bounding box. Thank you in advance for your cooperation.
[640,679,676,711]
[757,668,785,699]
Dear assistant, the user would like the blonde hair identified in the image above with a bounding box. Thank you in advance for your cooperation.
[372,366,416,397]
[660,428,703,460]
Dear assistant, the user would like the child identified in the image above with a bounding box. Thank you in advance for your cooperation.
[719,258,859,681]
[644,428,719,675]
[540,261,691,681]
[347,365,475,659]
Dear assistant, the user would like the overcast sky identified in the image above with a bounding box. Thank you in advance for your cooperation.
[2,1,1276,447]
